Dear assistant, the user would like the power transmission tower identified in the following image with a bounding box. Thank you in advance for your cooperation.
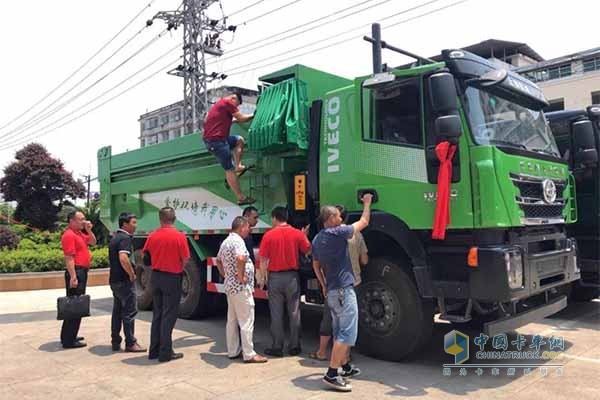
[152,0,231,133]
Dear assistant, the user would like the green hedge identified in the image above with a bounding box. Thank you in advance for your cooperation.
[0,247,108,273]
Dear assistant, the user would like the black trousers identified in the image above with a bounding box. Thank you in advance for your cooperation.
[110,280,138,347]
[149,270,182,360]
[60,267,88,346]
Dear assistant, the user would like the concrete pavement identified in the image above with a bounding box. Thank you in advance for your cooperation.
[0,286,598,399]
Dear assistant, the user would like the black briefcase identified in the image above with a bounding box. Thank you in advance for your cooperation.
[57,295,91,320]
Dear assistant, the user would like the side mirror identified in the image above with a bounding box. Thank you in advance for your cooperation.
[429,72,458,113]
[435,115,462,139]
[572,119,599,166]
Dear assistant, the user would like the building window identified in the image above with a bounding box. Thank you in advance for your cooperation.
[146,117,158,129]
[524,64,571,82]
[172,110,181,121]
[583,57,600,73]
[592,91,600,105]
[160,114,169,125]
[146,135,158,145]
[545,98,564,112]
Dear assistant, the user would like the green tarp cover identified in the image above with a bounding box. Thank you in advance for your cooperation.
[248,78,309,151]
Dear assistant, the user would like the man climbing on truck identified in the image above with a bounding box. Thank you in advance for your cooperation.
[203,92,255,205]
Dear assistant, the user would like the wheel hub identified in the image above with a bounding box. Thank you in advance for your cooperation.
[181,270,190,303]
[359,282,399,334]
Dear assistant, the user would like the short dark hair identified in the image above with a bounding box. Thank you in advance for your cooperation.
[242,206,258,217]
[159,207,176,224]
[118,212,137,228]
[233,92,243,104]
[271,206,288,223]
[319,205,338,224]
[66,210,81,222]
[335,205,347,222]
[231,216,249,231]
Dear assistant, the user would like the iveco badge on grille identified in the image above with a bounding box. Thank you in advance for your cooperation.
[542,179,557,203]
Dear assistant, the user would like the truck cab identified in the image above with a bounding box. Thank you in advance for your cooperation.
[546,106,600,301]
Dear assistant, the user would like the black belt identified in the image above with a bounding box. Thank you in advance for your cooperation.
[270,269,298,273]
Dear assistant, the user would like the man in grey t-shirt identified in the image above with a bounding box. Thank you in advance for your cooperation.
[312,194,372,392]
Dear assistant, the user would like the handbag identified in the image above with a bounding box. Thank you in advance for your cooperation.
[57,294,91,320]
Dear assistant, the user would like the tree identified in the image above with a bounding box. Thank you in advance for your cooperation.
[0,143,85,230]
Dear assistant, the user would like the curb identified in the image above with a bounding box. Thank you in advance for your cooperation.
[0,268,109,292]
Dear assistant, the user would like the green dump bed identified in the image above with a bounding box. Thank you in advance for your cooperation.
[98,64,351,235]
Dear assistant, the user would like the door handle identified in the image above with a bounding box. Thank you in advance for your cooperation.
[357,189,379,204]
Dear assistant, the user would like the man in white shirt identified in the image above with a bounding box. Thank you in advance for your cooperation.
[216,216,267,363]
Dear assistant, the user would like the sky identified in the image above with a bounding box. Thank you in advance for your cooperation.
[0,0,598,194]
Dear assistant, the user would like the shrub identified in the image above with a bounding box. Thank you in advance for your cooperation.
[0,247,108,273]
[0,226,20,250]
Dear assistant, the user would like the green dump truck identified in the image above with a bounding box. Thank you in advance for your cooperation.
[546,106,600,301]
[98,33,580,361]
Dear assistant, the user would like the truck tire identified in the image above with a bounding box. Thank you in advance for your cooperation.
[133,249,153,311]
[178,257,219,319]
[357,257,434,361]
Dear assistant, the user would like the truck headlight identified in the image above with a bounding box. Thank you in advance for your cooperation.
[505,250,523,289]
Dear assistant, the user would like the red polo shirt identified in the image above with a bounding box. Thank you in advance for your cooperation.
[202,98,239,141]
[143,226,190,274]
[258,224,311,272]
[61,228,92,268]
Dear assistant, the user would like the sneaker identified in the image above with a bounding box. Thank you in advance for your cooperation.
[323,374,352,392]
[340,366,361,379]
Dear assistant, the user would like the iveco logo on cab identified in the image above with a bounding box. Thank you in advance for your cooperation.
[542,179,557,204]
[325,96,340,173]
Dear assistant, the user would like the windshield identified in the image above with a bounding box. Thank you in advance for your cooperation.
[462,86,560,157]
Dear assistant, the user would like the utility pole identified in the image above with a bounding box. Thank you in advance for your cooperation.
[151,0,232,134]
[81,175,98,211]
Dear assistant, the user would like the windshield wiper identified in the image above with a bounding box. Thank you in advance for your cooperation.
[531,147,559,157]
[487,139,527,150]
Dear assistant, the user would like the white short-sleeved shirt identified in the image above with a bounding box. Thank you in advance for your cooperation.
[217,232,254,295]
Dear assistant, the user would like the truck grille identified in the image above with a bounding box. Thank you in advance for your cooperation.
[510,173,567,224]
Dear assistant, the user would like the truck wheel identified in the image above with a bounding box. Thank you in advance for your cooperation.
[357,257,434,361]
[134,249,153,311]
[178,257,219,319]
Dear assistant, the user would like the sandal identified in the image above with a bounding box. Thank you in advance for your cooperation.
[236,164,255,177]
[308,352,328,361]
[238,197,256,206]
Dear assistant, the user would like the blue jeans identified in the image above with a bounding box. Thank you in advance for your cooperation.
[327,286,358,346]
[203,135,242,171]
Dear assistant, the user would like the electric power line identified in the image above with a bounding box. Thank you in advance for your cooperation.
[227,0,267,18]
[235,0,303,25]
[0,44,181,151]
[225,0,447,74]
[0,27,170,142]
[0,56,182,152]
[0,0,156,134]
[227,0,468,77]
[208,0,393,66]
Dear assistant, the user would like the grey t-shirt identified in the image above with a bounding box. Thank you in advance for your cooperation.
[312,225,355,291]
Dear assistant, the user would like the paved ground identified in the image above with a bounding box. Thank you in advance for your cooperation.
[0,286,598,399]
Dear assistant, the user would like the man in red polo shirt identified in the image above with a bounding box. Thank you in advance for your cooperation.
[203,92,255,206]
[143,207,190,362]
[60,210,96,349]
[258,206,310,357]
